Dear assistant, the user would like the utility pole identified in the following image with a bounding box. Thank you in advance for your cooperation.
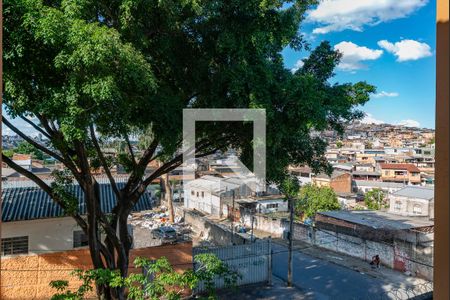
[250,214,255,243]
[287,196,294,287]
[231,190,235,245]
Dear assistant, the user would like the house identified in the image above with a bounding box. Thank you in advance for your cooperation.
[312,171,352,194]
[379,163,421,185]
[289,165,313,185]
[1,178,155,256]
[184,175,256,217]
[354,163,375,172]
[12,154,32,171]
[388,186,434,219]
[351,170,381,181]
[231,195,288,215]
[353,180,404,195]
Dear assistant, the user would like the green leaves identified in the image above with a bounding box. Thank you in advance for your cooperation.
[296,184,341,219]
[50,254,239,300]
[51,169,78,215]
[364,188,388,210]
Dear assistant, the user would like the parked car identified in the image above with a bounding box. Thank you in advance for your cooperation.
[152,226,177,244]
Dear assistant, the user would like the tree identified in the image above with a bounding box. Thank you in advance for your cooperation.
[50,254,239,300]
[162,173,175,223]
[364,189,387,210]
[4,1,375,299]
[295,184,341,219]
[15,141,46,160]
[2,149,15,158]
[336,141,343,148]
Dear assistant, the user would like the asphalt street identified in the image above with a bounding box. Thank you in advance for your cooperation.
[271,243,395,300]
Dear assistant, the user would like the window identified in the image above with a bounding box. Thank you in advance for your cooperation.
[413,204,423,214]
[201,191,204,198]
[196,192,199,197]
[394,201,402,211]
[1,236,28,255]
[191,190,195,196]
[73,230,89,248]
[266,203,279,209]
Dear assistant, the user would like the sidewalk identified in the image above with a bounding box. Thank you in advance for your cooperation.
[272,237,431,290]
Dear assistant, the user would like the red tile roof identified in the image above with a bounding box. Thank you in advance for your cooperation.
[379,163,420,173]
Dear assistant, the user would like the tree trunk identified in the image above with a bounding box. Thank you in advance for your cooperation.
[85,181,130,300]
[163,173,175,223]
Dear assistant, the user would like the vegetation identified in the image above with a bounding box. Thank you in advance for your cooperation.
[2,149,15,158]
[50,253,239,300]
[4,0,374,298]
[295,184,341,219]
[364,189,388,210]
[14,141,46,160]
[335,141,343,148]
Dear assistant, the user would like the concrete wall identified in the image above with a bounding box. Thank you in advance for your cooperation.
[238,214,434,281]
[240,213,287,238]
[0,242,193,300]
[182,209,249,246]
[1,217,82,255]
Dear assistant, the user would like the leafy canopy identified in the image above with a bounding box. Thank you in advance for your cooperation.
[364,188,387,210]
[295,184,341,218]
[14,141,46,160]
[49,254,239,300]
[4,0,376,184]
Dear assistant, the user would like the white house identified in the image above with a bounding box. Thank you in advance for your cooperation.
[388,186,434,219]
[184,175,257,217]
[353,180,405,195]
[1,178,154,256]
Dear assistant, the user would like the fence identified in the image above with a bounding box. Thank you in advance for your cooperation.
[192,239,272,293]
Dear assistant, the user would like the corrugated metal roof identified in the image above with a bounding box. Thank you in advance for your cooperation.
[318,210,434,230]
[2,182,153,222]
[392,186,434,200]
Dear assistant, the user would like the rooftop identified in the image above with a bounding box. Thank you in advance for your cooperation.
[318,210,434,230]
[379,163,420,173]
[392,186,434,200]
[2,179,154,222]
[315,170,349,180]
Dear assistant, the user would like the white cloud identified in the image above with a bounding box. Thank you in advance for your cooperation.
[361,114,421,128]
[307,0,427,34]
[291,59,305,73]
[334,41,383,71]
[361,113,385,125]
[397,119,421,127]
[373,91,400,98]
[377,39,432,61]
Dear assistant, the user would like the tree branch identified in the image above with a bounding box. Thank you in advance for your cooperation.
[2,115,66,163]
[2,154,89,232]
[18,115,51,140]
[124,134,137,166]
[89,124,121,199]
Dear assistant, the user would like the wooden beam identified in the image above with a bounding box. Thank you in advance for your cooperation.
[434,0,449,299]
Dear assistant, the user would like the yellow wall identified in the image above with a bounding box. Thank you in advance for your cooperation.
[1,242,193,299]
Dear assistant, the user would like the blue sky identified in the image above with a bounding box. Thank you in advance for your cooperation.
[283,0,436,129]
